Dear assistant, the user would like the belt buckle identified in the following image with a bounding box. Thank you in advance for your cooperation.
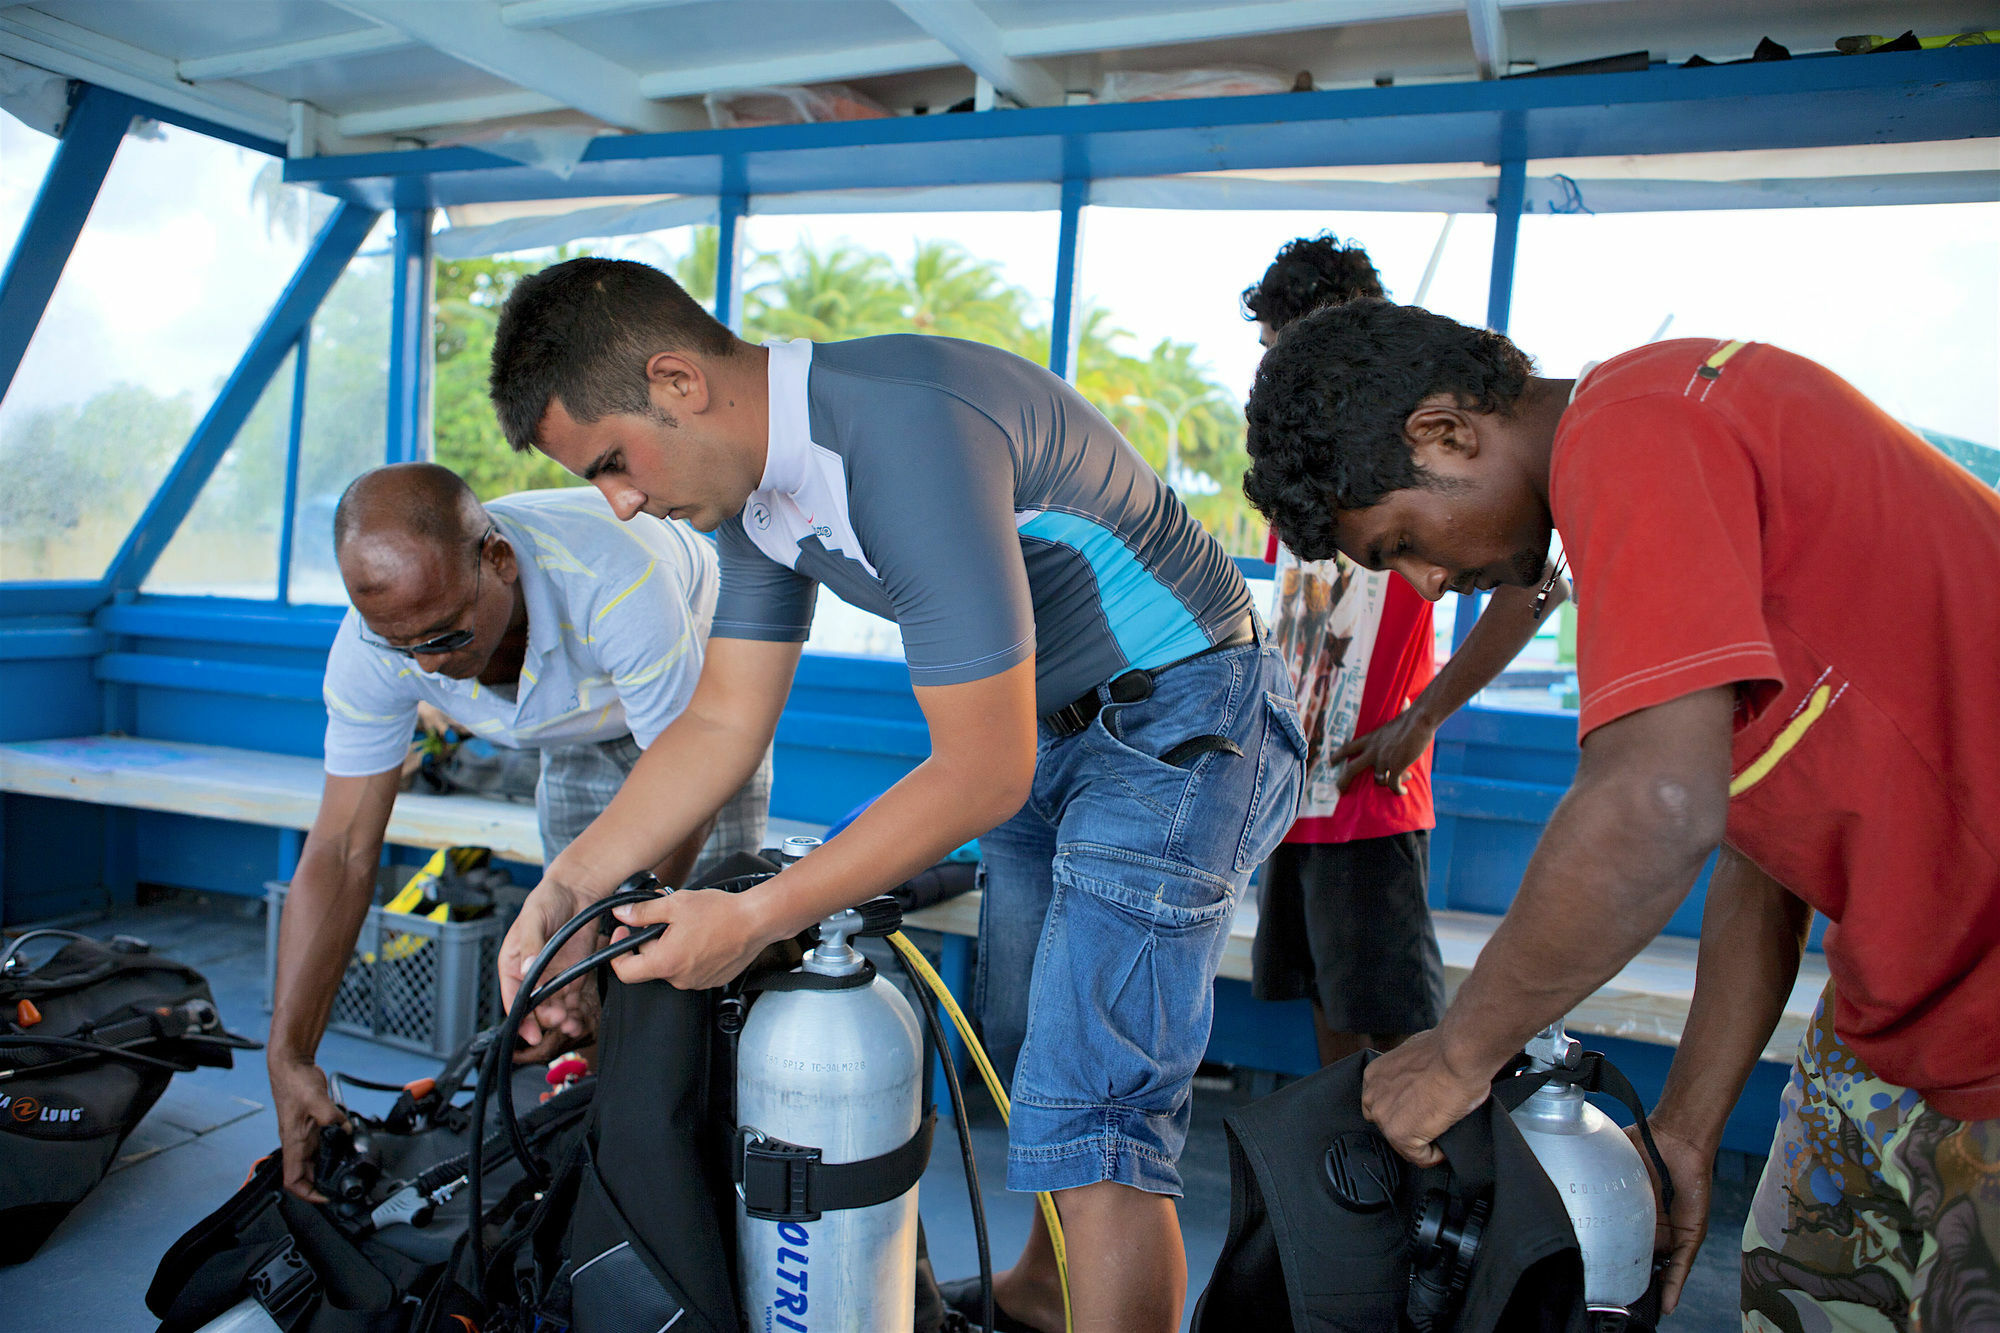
[1046,700,1092,738]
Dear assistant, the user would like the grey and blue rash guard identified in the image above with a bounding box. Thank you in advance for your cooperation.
[712,335,1253,714]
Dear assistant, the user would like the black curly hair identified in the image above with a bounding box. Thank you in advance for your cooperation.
[1241,233,1386,331]
[1243,299,1534,561]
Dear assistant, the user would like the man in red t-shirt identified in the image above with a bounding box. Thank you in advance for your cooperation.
[1243,299,2000,1324]
[1242,236,1565,1063]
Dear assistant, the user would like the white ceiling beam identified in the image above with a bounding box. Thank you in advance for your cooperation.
[177,26,411,82]
[329,0,678,132]
[0,8,292,143]
[336,89,565,139]
[1466,0,1508,78]
[501,0,709,29]
[886,0,1063,108]
[1002,0,1595,59]
[637,37,956,99]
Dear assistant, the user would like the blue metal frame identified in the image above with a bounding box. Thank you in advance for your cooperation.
[285,48,2000,209]
[275,334,311,604]
[0,84,134,407]
[385,207,435,465]
[713,192,747,330]
[1048,174,1087,381]
[104,203,382,593]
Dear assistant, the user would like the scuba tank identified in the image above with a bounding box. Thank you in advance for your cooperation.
[735,837,928,1333]
[1506,1019,1656,1314]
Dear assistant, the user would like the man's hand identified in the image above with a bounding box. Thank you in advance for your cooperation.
[270,1055,347,1201]
[1360,1028,1493,1166]
[608,887,776,991]
[1335,707,1437,795]
[1632,1120,1715,1316]
[498,876,598,1053]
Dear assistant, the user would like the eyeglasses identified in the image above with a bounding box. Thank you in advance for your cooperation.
[358,527,497,658]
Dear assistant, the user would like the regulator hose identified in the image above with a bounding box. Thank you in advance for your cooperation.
[887,930,1073,1333]
[473,873,1072,1333]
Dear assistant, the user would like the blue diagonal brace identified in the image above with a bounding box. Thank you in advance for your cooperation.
[106,202,382,593]
[0,84,136,407]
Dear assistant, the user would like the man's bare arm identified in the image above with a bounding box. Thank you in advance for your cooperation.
[1363,686,1733,1164]
[605,656,1040,991]
[1337,572,1571,791]
[268,767,399,1197]
[499,635,800,1039]
[1639,845,1811,1313]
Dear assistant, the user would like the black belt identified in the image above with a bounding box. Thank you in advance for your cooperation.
[1041,616,1256,739]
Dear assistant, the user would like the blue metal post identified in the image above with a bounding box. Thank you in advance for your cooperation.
[276,334,311,603]
[1048,173,1088,382]
[1485,114,1527,336]
[386,206,434,464]
[713,192,747,331]
[105,203,382,593]
[0,85,134,407]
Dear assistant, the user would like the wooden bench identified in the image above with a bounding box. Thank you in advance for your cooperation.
[902,891,1827,1066]
[3,735,1825,1071]
[0,734,825,869]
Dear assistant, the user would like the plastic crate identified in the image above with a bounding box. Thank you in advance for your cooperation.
[264,872,520,1057]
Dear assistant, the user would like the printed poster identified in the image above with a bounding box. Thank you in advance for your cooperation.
[1270,544,1389,818]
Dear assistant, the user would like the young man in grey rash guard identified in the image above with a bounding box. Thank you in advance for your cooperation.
[487,258,1303,1333]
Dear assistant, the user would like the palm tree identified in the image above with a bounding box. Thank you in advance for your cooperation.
[745,242,904,342]
[901,240,1033,351]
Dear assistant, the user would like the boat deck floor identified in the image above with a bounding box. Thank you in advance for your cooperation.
[0,894,1755,1331]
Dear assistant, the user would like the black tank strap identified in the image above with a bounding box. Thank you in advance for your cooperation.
[1493,1050,1675,1213]
[742,959,877,993]
[735,1108,937,1222]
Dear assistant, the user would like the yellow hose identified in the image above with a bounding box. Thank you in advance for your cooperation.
[888,930,1073,1333]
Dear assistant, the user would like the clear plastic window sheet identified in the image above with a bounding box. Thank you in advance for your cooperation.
[1508,201,2000,453]
[143,347,296,599]
[287,215,394,605]
[0,112,56,271]
[1075,206,1495,558]
[0,124,323,582]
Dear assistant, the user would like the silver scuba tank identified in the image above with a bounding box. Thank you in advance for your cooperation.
[736,838,924,1333]
[1507,1020,1655,1311]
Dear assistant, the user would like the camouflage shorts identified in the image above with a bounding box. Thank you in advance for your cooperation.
[1742,987,2000,1332]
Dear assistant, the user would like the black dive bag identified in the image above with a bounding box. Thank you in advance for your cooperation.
[1193,1049,1675,1333]
[1,930,247,1265]
[147,1033,596,1333]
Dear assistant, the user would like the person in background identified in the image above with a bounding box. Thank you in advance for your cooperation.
[1243,299,2000,1324]
[268,463,769,1201]
[1242,236,1566,1064]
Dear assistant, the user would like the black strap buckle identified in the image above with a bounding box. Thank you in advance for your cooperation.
[248,1236,316,1323]
[739,1133,823,1222]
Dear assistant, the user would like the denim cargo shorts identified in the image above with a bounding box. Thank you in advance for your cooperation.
[976,625,1305,1195]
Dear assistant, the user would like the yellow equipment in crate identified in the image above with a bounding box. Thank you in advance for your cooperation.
[365,846,499,963]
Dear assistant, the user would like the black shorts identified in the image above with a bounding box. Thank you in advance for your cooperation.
[1250,831,1446,1036]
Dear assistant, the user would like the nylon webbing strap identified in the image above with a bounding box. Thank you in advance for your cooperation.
[737,1108,937,1222]
[744,959,877,993]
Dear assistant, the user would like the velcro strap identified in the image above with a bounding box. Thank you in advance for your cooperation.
[738,1108,936,1222]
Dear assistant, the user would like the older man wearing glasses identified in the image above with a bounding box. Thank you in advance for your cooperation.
[267,461,768,1200]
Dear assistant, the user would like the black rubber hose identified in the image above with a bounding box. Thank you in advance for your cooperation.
[891,945,992,1333]
[0,1032,197,1076]
[470,883,660,1286]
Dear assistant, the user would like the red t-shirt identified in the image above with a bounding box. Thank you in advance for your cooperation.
[1265,532,1437,844]
[1553,339,2000,1119]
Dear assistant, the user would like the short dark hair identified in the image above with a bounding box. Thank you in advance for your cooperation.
[1241,233,1386,332]
[1243,299,1534,560]
[489,257,736,452]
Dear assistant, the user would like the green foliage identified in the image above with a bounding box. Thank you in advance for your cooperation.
[0,382,195,535]
[432,250,585,500]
